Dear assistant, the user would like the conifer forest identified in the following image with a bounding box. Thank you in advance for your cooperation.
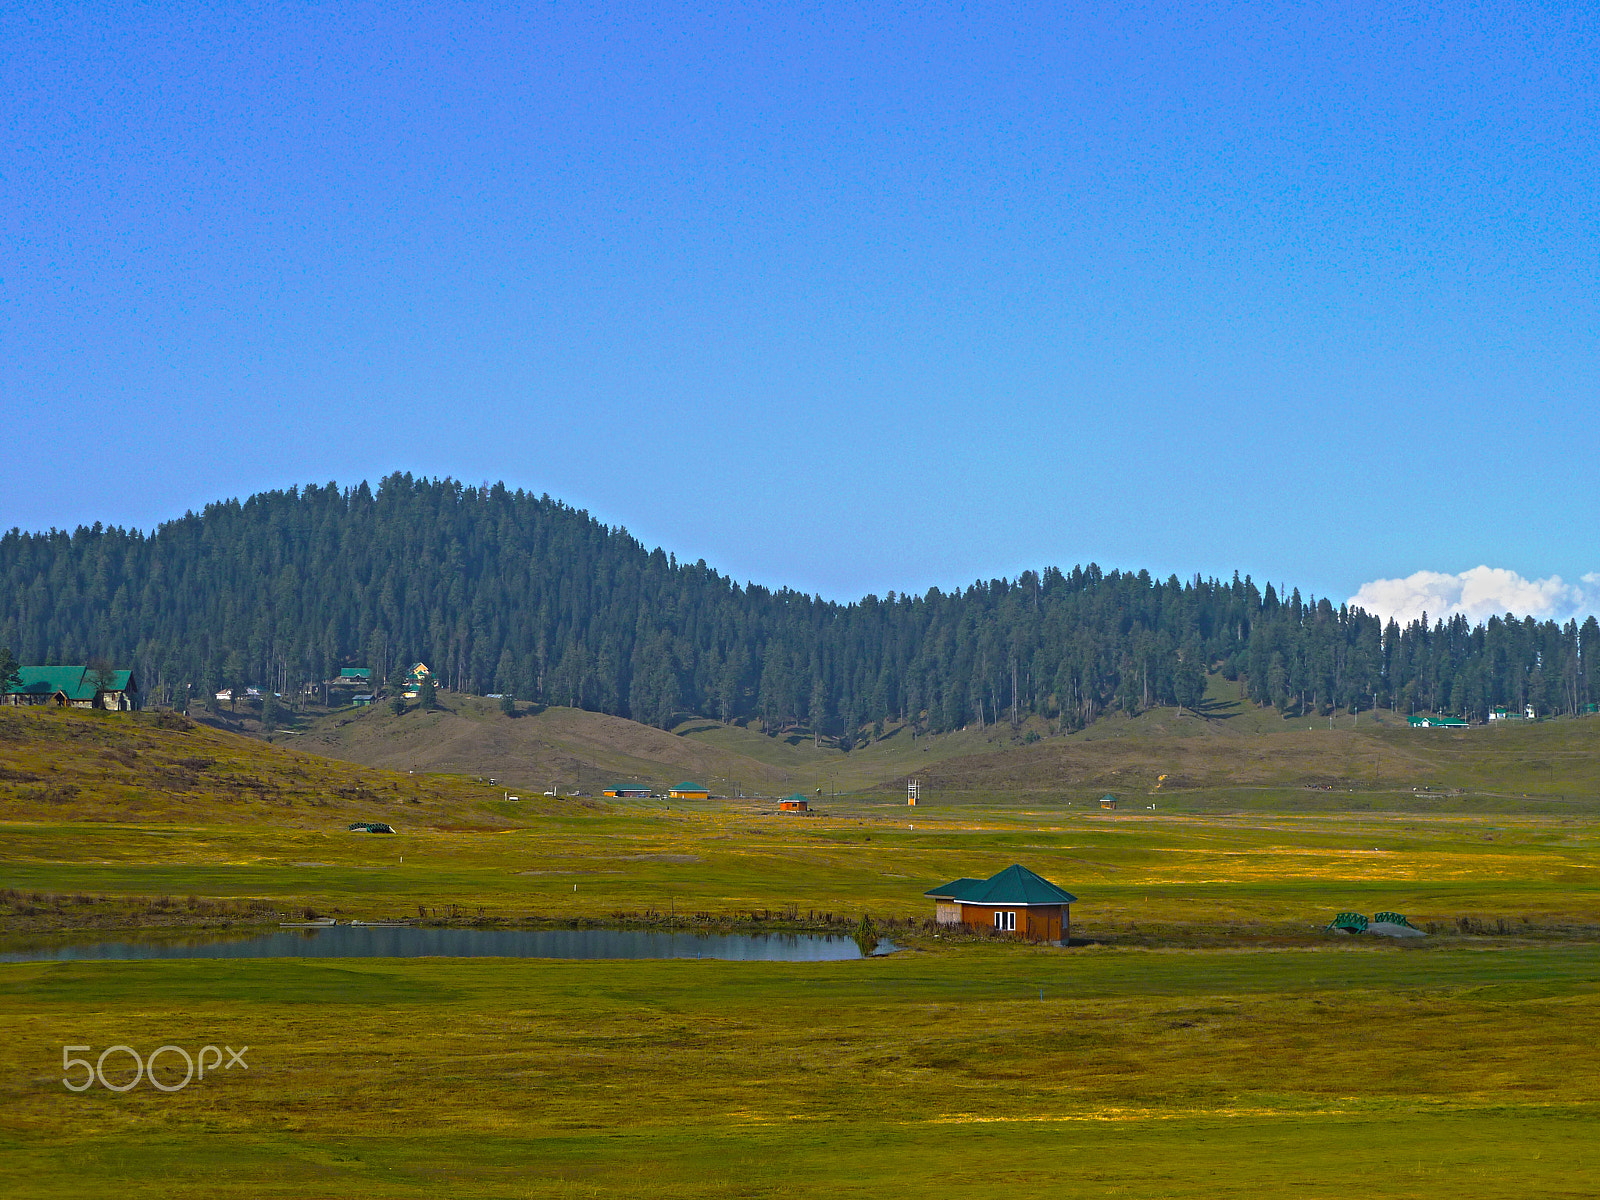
[2,474,1594,732]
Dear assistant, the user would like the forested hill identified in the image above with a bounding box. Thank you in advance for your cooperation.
[2,474,1596,731]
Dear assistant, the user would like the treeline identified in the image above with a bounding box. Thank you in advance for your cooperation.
[2,473,1597,733]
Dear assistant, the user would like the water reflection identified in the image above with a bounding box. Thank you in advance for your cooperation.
[0,926,899,963]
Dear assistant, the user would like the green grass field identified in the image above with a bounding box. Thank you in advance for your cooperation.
[4,708,1600,1196]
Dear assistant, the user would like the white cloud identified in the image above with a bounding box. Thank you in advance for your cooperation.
[1347,566,1600,627]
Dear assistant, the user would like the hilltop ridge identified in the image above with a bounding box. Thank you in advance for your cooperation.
[3,474,1596,742]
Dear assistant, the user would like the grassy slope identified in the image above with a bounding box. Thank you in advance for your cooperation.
[4,708,1600,1195]
[0,707,562,827]
[273,693,1011,796]
[261,672,1600,804]
[927,714,1600,799]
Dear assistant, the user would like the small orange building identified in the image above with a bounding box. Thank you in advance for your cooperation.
[668,781,710,800]
[778,794,809,812]
[924,864,1077,945]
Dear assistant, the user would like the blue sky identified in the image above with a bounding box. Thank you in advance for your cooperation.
[4,2,1597,616]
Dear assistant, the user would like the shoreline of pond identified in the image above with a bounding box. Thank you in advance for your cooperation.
[0,910,917,957]
[0,922,904,964]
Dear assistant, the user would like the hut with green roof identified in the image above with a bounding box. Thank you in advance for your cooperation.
[4,666,139,711]
[668,781,710,799]
[924,864,1078,944]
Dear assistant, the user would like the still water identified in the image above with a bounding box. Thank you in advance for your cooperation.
[0,925,897,963]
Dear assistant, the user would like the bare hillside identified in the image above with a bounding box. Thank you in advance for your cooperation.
[208,678,1600,804]
[284,698,812,795]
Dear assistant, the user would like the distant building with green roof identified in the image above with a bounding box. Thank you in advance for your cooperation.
[4,666,139,711]
[668,781,710,799]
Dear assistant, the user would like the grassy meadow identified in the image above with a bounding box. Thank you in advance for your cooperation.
[3,706,1600,1196]
[245,670,1600,805]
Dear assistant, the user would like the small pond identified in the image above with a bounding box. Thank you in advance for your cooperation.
[0,926,898,963]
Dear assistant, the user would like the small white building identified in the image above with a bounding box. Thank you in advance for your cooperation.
[1489,704,1537,722]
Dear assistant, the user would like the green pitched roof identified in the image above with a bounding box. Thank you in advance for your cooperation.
[7,666,82,697]
[672,781,707,791]
[925,877,986,899]
[339,667,371,679]
[924,864,1076,906]
[6,666,133,700]
[785,793,808,802]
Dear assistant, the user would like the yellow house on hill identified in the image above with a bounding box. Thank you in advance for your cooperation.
[400,662,432,698]
[669,781,710,799]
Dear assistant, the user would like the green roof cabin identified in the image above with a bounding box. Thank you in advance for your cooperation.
[779,793,809,812]
[924,864,1078,945]
[1407,714,1469,728]
[603,785,652,798]
[4,666,139,711]
[668,781,710,800]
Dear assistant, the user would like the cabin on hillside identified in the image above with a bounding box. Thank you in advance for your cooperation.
[924,864,1077,945]
[779,794,809,812]
[1488,705,1538,721]
[329,666,372,695]
[398,662,433,699]
[4,666,140,711]
[669,781,710,799]
[1407,714,1469,728]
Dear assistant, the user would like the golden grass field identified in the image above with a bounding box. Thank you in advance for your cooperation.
[3,705,1600,1196]
[237,670,1600,804]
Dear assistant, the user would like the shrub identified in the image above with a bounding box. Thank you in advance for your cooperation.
[855,913,878,955]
